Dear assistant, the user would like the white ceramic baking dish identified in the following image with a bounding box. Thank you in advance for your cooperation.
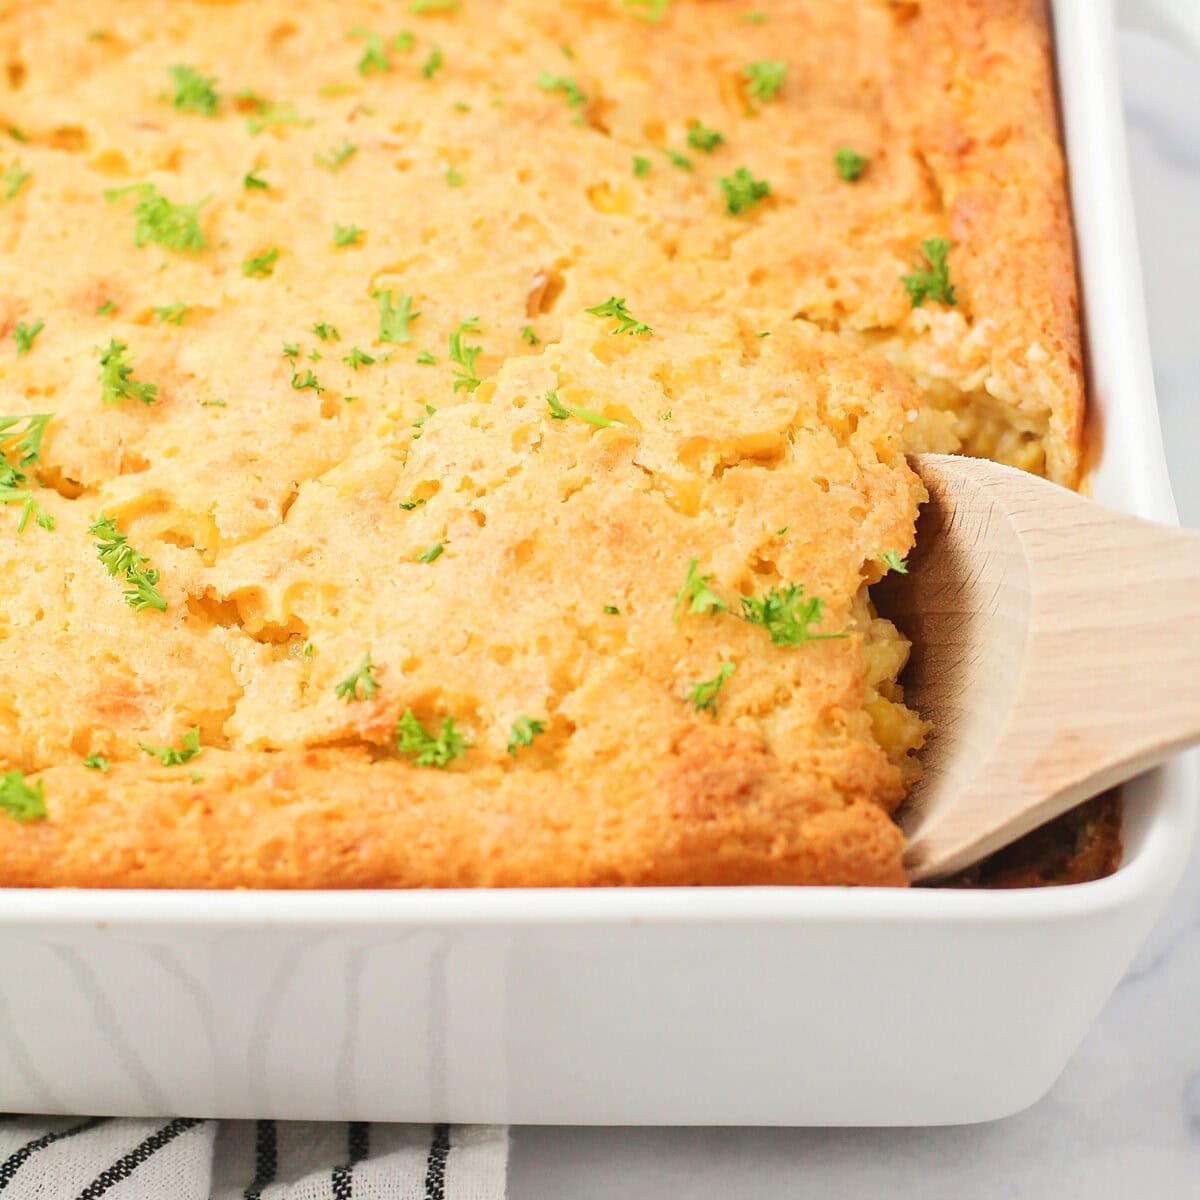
[1,0,1197,1127]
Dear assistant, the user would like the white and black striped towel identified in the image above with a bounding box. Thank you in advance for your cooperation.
[0,1117,507,1199]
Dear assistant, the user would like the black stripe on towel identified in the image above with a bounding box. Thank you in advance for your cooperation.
[0,1118,107,1192]
[243,1119,278,1200]
[74,1117,206,1200]
[330,1121,370,1200]
[424,1124,451,1200]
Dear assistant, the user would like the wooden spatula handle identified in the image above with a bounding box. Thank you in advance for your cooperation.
[890,456,1200,880]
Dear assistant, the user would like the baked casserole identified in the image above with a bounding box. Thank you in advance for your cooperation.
[0,0,1114,887]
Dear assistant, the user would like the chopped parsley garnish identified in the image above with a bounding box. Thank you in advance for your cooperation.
[507,716,546,757]
[416,541,443,563]
[333,223,364,247]
[688,661,735,713]
[520,324,538,345]
[742,59,786,102]
[89,514,167,612]
[412,403,436,437]
[585,296,652,336]
[448,318,482,390]
[168,65,219,116]
[902,238,956,308]
[242,246,280,277]
[544,390,618,428]
[335,652,380,701]
[0,770,45,822]
[2,163,29,200]
[313,322,340,342]
[880,550,909,574]
[151,302,186,326]
[289,364,324,394]
[342,347,375,370]
[632,155,652,177]
[199,397,226,408]
[244,101,311,136]
[13,319,43,357]
[603,604,620,615]
[659,146,693,171]
[0,413,54,534]
[415,349,436,365]
[104,183,209,253]
[444,165,463,187]
[399,497,427,510]
[673,559,726,623]
[349,27,391,76]
[741,9,766,21]
[835,146,868,182]
[374,289,419,344]
[98,339,157,405]
[395,709,470,768]
[0,412,52,467]
[741,585,845,646]
[393,31,416,51]
[719,167,770,215]
[409,0,461,11]
[97,299,116,316]
[536,71,586,109]
[83,755,110,772]
[282,342,299,359]
[243,168,269,190]
[623,0,670,20]
[138,727,201,766]
[686,121,724,153]
[315,139,357,170]
[420,46,444,79]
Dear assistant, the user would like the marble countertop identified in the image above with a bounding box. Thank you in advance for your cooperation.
[509,30,1200,1200]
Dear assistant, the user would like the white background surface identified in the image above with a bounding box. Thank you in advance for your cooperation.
[509,32,1200,1199]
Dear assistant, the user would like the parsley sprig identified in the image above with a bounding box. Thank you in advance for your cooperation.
[686,121,724,154]
[448,317,482,390]
[544,390,616,428]
[585,297,652,336]
[902,238,956,308]
[315,139,356,170]
[740,585,845,646]
[349,27,392,76]
[879,550,909,574]
[0,770,45,822]
[13,319,43,357]
[673,559,726,623]
[2,163,29,201]
[242,246,280,277]
[139,728,201,766]
[719,167,770,215]
[507,716,546,757]
[536,71,587,109]
[373,289,419,344]
[168,65,219,115]
[742,59,786,102]
[335,653,380,701]
[396,709,471,768]
[687,662,735,713]
[0,412,54,533]
[89,515,167,612]
[104,183,209,253]
[835,146,868,182]
[98,339,157,405]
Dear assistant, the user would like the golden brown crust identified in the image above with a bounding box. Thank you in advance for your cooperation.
[2,733,907,888]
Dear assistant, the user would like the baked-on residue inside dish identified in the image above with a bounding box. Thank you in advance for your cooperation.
[0,0,1097,888]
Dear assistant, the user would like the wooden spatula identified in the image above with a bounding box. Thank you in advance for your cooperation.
[876,453,1200,882]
